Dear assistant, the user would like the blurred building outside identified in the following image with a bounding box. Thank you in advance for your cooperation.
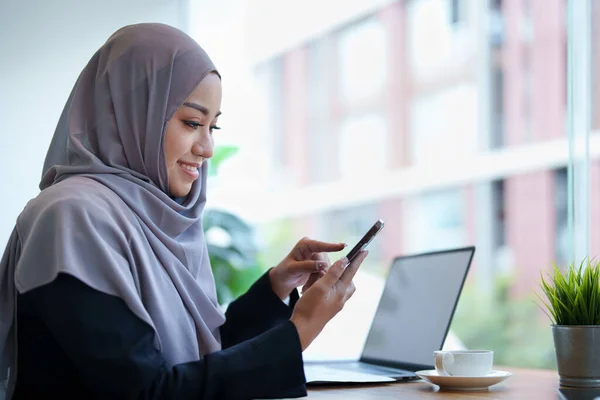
[196,0,598,368]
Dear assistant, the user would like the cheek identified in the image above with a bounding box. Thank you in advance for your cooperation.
[164,128,186,166]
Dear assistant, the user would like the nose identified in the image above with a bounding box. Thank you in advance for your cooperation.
[192,128,214,159]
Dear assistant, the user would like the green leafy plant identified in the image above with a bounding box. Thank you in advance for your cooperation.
[207,145,238,178]
[538,259,600,325]
[203,145,264,305]
[204,209,263,304]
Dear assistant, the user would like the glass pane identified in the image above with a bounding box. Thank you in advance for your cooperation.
[200,0,571,369]
[569,0,592,263]
[587,1,600,261]
[338,17,387,104]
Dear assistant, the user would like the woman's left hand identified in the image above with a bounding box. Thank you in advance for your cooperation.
[269,238,346,300]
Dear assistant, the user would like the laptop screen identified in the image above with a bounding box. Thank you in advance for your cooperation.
[360,247,474,368]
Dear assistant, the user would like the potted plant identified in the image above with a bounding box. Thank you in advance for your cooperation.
[538,259,600,388]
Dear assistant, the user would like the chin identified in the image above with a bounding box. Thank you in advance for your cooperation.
[169,185,192,198]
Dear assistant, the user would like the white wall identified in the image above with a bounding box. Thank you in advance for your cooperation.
[0,0,189,246]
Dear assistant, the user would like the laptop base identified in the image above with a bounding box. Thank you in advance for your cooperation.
[316,361,419,381]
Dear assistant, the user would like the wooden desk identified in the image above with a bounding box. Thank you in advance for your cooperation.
[305,367,586,399]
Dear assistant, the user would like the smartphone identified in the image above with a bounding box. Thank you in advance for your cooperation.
[345,219,385,263]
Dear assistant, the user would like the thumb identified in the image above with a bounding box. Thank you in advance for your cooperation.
[318,257,349,288]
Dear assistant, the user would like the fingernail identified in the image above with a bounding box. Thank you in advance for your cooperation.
[317,262,327,271]
[342,257,349,268]
[342,243,347,248]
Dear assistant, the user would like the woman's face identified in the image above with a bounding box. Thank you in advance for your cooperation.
[164,72,222,198]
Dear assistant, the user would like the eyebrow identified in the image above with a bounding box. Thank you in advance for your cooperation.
[183,102,222,118]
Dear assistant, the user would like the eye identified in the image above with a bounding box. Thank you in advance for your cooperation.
[183,121,221,133]
[184,120,201,129]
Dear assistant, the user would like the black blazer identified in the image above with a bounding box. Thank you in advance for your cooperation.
[12,271,306,399]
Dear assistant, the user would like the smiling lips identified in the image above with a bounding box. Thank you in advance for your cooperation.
[177,161,201,179]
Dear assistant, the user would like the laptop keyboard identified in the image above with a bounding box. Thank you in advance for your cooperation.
[323,362,415,378]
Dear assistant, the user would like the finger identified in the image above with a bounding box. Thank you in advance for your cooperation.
[297,239,346,257]
[311,252,331,266]
[302,272,319,293]
[319,257,349,288]
[292,237,312,260]
[311,253,330,273]
[302,270,326,294]
[340,250,368,285]
[290,260,328,274]
[301,275,317,294]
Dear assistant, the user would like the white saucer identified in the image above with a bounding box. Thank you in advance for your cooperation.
[415,370,512,391]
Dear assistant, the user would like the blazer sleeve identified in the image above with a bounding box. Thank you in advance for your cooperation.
[220,270,300,349]
[17,273,306,400]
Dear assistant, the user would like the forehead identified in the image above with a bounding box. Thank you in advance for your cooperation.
[186,73,222,104]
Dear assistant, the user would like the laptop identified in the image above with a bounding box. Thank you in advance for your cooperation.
[304,246,475,384]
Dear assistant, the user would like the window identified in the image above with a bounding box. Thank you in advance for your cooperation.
[555,168,569,267]
[404,189,465,253]
[338,114,387,179]
[233,0,572,370]
[450,0,463,25]
[490,66,505,149]
[337,17,387,104]
[407,0,474,81]
[520,0,534,43]
[490,0,504,47]
[409,84,478,163]
[492,180,506,250]
[254,58,286,187]
[307,38,334,184]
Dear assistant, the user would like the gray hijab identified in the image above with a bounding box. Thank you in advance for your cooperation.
[0,23,225,394]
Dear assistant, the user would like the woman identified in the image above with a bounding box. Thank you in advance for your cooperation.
[0,23,367,399]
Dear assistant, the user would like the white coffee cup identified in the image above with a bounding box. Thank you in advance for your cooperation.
[434,350,494,377]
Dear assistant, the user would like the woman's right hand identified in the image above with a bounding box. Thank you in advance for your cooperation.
[289,250,369,351]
